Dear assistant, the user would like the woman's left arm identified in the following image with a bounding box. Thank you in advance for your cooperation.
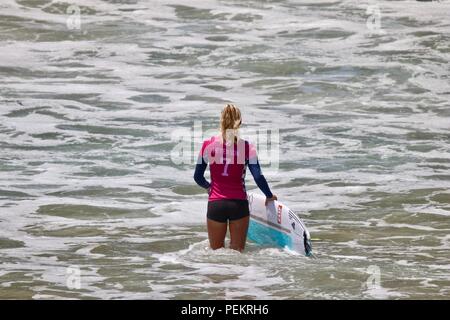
[194,155,210,190]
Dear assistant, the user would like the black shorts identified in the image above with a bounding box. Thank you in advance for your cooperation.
[207,199,250,223]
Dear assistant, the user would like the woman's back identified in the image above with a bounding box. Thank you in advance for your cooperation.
[200,136,249,201]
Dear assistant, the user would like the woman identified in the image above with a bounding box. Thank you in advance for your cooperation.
[194,104,277,252]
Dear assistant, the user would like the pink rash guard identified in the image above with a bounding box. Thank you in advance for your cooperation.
[194,135,273,202]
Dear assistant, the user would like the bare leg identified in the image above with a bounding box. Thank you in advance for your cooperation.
[207,218,227,250]
[229,215,249,252]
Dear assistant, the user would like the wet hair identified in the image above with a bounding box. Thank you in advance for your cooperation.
[220,103,242,142]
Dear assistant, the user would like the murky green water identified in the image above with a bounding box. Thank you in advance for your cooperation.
[0,0,449,299]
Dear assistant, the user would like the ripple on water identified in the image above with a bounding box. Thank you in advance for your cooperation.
[0,237,25,249]
[35,204,155,220]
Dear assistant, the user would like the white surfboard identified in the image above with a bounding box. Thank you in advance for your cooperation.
[247,193,312,256]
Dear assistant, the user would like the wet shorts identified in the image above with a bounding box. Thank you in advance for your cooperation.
[207,199,250,223]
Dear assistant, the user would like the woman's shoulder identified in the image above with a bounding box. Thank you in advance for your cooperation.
[244,140,258,158]
[201,136,221,151]
[203,135,220,145]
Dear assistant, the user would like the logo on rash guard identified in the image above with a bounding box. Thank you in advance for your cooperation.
[277,205,282,224]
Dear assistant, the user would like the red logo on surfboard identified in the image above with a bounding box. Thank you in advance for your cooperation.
[277,205,282,224]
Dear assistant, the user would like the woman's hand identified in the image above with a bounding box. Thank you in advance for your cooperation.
[265,195,278,206]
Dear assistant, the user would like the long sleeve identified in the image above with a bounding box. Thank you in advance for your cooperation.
[248,159,273,198]
[193,155,210,190]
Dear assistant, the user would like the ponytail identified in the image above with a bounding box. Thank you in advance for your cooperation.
[220,103,242,142]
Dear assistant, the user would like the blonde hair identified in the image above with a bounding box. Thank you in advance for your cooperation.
[220,103,242,143]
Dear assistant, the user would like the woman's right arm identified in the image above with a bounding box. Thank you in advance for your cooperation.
[248,159,276,203]
[247,141,277,204]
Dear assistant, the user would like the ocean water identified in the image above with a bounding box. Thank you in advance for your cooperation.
[0,0,450,299]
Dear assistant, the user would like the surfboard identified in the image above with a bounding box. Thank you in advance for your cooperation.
[247,193,313,256]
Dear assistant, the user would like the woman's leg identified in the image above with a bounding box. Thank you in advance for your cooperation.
[229,215,249,252]
[207,218,227,250]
